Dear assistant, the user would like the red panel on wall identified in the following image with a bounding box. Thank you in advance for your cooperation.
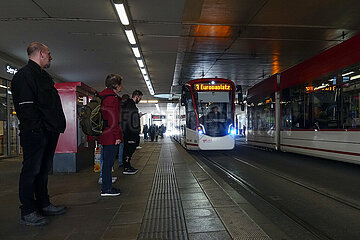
[54,82,95,153]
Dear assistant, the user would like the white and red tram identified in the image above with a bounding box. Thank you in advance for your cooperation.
[174,78,237,150]
[246,33,360,164]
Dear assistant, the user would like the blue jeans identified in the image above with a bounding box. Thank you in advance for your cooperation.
[101,145,118,192]
[100,143,123,178]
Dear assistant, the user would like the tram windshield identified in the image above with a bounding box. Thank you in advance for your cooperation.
[195,91,234,137]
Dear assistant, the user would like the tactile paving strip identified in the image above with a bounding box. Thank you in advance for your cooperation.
[138,145,188,240]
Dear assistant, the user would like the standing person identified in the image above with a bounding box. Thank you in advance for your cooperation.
[11,42,66,226]
[122,90,143,174]
[143,124,148,141]
[243,125,246,136]
[149,124,155,142]
[155,124,159,142]
[98,74,123,196]
[117,94,129,169]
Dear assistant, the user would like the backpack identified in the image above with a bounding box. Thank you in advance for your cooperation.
[79,93,114,136]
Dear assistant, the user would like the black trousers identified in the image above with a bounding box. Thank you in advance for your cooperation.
[123,138,137,168]
[19,129,60,216]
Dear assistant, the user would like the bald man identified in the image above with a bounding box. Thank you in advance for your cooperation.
[11,42,66,226]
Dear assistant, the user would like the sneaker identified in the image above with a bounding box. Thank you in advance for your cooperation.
[129,166,138,172]
[123,168,138,175]
[101,187,121,197]
[20,211,48,226]
[41,204,67,216]
[136,146,142,149]
[98,177,117,184]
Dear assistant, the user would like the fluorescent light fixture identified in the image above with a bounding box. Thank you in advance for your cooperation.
[342,71,354,77]
[137,59,144,68]
[350,74,360,80]
[125,30,136,44]
[114,3,129,25]
[148,100,158,103]
[141,68,147,75]
[132,47,140,58]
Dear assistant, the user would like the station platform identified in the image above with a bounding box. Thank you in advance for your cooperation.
[0,137,286,240]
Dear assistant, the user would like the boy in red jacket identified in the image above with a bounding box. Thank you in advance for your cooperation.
[98,74,123,196]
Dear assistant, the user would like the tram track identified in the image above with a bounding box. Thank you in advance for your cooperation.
[197,151,337,240]
[225,152,360,212]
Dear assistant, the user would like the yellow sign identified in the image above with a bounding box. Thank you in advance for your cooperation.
[306,85,336,93]
[194,83,231,91]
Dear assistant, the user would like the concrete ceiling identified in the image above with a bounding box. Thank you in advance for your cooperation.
[1,0,360,107]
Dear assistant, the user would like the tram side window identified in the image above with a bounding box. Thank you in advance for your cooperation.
[342,81,360,129]
[282,78,339,130]
[281,87,306,129]
[247,95,275,131]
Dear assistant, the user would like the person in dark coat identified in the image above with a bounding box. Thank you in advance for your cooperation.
[11,42,66,226]
[122,90,143,174]
[98,74,123,196]
[149,124,155,141]
[143,124,149,141]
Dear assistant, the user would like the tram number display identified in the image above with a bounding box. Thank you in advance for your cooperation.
[194,83,232,91]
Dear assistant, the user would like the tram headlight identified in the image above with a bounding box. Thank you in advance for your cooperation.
[228,124,236,135]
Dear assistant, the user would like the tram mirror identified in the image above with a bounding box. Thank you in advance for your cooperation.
[236,85,242,92]
[180,94,186,106]
[238,93,243,104]
[241,103,245,111]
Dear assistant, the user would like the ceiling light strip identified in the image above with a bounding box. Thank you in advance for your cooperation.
[112,0,155,95]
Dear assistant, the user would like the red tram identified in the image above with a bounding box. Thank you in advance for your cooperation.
[174,78,237,150]
[246,33,360,164]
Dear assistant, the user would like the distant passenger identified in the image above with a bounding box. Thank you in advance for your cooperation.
[243,125,246,136]
[143,124,149,141]
[149,124,156,141]
[122,90,143,174]
[98,74,123,197]
[11,42,67,226]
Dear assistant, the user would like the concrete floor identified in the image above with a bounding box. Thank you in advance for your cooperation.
[0,137,279,240]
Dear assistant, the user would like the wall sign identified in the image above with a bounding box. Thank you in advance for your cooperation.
[6,64,18,75]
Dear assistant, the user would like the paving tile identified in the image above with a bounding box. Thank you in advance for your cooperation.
[186,217,225,233]
[180,192,208,201]
[183,208,217,219]
[119,201,147,212]
[188,231,232,240]
[182,199,212,209]
[112,211,144,225]
[178,187,204,194]
[103,223,141,240]
[209,197,236,207]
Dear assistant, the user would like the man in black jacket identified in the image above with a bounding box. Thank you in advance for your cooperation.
[122,90,143,174]
[11,42,66,226]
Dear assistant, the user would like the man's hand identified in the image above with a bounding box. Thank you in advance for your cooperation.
[115,139,121,145]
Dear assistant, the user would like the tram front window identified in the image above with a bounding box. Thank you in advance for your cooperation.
[196,91,233,137]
